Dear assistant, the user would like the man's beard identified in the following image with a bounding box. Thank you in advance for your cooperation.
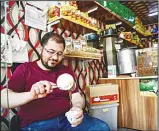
[41,57,58,70]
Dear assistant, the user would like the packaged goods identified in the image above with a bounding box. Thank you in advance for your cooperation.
[48,6,60,18]
[65,37,73,49]
[136,48,158,76]
[123,32,132,40]
[61,6,72,16]
[73,40,82,50]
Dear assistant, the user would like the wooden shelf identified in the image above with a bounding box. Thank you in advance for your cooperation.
[99,76,158,80]
[123,38,143,48]
[144,23,158,27]
[77,1,151,37]
[64,54,101,60]
[94,1,152,37]
[47,16,99,34]
[152,32,158,35]
[138,76,158,79]
[64,49,101,60]
[94,1,132,26]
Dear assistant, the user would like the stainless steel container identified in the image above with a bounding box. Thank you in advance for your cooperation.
[117,48,136,74]
[100,29,118,77]
[102,37,117,66]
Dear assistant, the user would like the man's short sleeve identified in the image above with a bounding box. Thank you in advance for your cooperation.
[7,63,27,92]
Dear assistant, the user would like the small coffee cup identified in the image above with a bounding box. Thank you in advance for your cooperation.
[65,110,79,124]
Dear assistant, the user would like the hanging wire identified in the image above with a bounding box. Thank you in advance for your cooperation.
[3,1,12,130]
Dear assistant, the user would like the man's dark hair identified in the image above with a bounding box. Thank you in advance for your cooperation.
[40,32,65,49]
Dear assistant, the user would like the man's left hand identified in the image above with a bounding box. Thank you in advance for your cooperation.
[69,106,83,127]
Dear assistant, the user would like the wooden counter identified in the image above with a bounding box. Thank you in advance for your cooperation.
[99,77,158,130]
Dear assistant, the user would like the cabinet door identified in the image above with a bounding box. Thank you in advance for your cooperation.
[99,79,141,129]
[139,96,157,130]
[99,79,158,130]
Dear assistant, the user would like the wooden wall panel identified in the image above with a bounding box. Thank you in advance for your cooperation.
[139,96,158,130]
[99,78,158,130]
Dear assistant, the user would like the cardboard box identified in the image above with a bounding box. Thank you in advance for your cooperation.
[86,84,119,105]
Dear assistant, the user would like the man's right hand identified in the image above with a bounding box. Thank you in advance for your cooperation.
[30,80,55,100]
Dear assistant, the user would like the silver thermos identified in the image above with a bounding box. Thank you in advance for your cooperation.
[100,27,118,77]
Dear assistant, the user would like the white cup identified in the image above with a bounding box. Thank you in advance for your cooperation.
[65,110,79,124]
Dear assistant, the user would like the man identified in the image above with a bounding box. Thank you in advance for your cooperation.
[1,32,110,131]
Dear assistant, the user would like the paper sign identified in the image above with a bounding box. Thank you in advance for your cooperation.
[9,35,29,63]
[26,1,48,10]
[26,1,61,9]
[25,4,47,31]
[1,34,12,66]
